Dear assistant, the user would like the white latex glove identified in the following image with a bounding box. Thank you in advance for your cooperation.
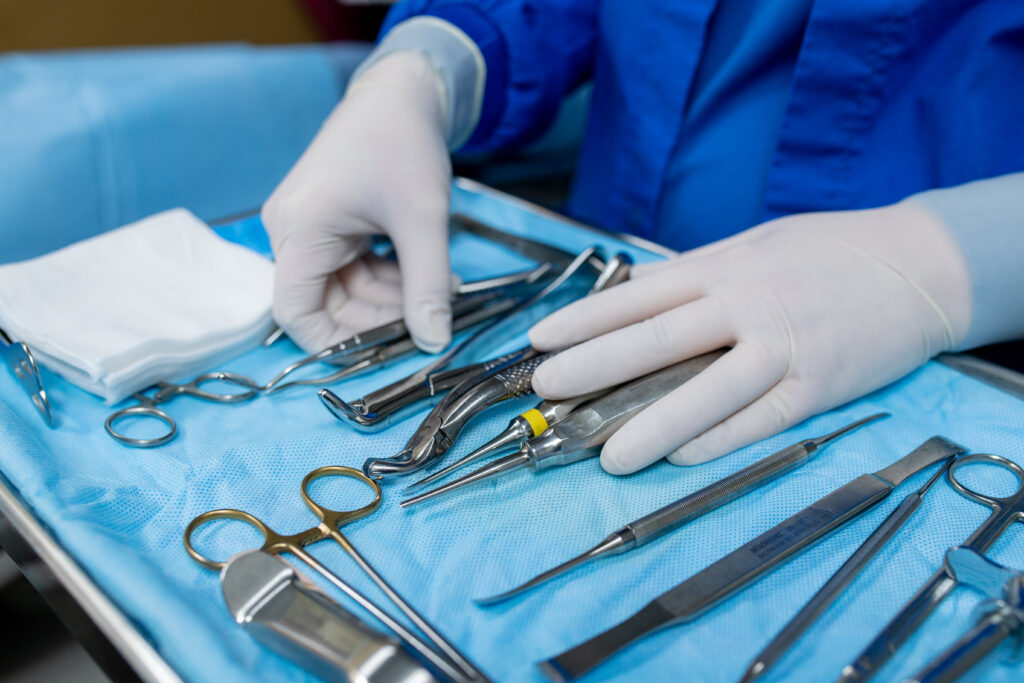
[529,201,972,474]
[262,51,453,353]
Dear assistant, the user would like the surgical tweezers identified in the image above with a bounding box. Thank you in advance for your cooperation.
[362,352,551,479]
[323,246,601,431]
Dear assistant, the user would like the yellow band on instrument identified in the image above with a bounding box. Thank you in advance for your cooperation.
[522,409,549,437]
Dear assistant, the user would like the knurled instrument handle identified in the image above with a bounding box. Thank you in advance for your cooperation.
[627,442,814,547]
[495,354,548,397]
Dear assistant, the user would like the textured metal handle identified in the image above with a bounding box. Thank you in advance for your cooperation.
[495,354,550,397]
[559,350,725,449]
[659,474,894,617]
[628,443,812,546]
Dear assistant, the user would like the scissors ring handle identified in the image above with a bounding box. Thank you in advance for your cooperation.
[184,508,272,571]
[301,466,382,527]
[948,454,1024,507]
[105,405,176,448]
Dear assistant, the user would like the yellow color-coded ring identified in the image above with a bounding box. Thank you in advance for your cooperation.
[522,408,549,437]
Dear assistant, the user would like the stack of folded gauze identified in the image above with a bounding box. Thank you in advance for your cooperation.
[0,209,274,403]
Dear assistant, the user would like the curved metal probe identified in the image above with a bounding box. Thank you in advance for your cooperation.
[362,353,549,480]
[476,413,891,606]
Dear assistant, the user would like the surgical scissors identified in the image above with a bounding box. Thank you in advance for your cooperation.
[105,372,261,448]
[184,466,488,683]
[839,452,1024,683]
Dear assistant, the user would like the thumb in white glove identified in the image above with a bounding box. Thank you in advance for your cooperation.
[529,201,972,474]
[262,51,454,353]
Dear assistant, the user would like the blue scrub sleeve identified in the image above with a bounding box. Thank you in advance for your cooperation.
[908,172,1024,351]
[351,17,486,149]
[379,0,599,153]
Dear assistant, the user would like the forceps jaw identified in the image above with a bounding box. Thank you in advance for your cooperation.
[318,389,381,429]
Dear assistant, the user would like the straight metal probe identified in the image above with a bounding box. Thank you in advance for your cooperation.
[739,452,951,683]
[476,413,889,605]
[405,425,528,493]
[401,450,532,508]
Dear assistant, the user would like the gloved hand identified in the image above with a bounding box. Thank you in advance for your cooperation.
[262,51,454,353]
[529,201,972,474]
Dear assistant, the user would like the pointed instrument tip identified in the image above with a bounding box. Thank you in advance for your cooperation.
[476,533,627,606]
[402,429,523,493]
[737,661,766,683]
[400,450,530,508]
[814,412,890,449]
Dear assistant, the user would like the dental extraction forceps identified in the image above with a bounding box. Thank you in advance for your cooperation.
[401,351,726,507]
[0,328,54,427]
[105,372,260,448]
[352,251,633,479]
[185,466,488,683]
[839,452,1024,683]
[323,246,602,431]
[361,352,551,479]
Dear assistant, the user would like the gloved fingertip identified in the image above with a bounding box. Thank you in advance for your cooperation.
[527,318,561,351]
[530,360,569,399]
[667,442,720,467]
[410,307,451,354]
[599,442,635,476]
[628,261,669,279]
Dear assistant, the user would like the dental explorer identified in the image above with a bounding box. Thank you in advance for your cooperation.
[477,412,889,605]
[400,350,727,508]
[540,436,965,682]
